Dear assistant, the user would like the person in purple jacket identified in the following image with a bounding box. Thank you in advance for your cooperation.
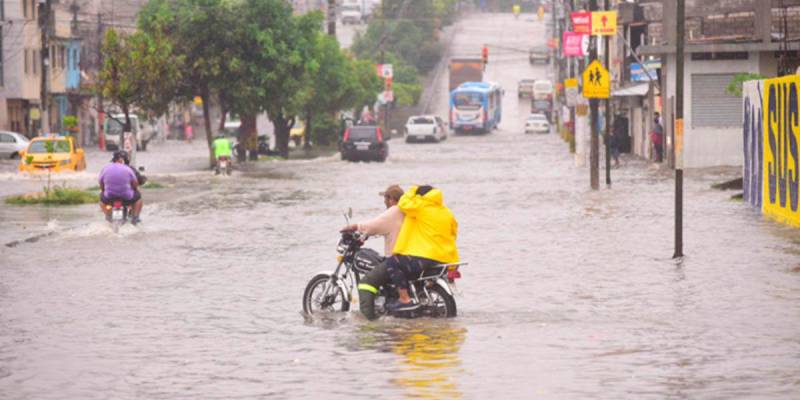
[99,150,143,224]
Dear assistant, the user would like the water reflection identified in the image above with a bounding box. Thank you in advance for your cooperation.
[349,320,466,399]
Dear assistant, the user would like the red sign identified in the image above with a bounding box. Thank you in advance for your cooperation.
[563,32,586,57]
[570,11,592,34]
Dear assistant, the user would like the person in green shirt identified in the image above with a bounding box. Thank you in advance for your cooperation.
[212,135,233,174]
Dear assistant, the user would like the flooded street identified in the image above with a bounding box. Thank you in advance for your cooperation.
[2,12,800,399]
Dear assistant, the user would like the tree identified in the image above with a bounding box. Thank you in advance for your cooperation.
[97,28,179,145]
[139,0,239,167]
[301,35,382,148]
[235,0,322,158]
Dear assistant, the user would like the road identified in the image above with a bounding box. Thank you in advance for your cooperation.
[2,12,800,399]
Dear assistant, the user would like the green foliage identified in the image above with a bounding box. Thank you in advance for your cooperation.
[394,82,423,106]
[141,181,166,189]
[5,187,98,206]
[726,73,765,97]
[98,28,181,131]
[63,115,78,130]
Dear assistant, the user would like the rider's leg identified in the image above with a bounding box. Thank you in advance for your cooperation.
[358,261,390,320]
[133,199,143,217]
[386,255,424,304]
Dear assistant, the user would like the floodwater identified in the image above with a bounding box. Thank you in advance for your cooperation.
[2,13,800,400]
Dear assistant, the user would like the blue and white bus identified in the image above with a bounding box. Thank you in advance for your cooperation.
[449,81,503,134]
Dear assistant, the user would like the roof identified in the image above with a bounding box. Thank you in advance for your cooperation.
[612,83,650,97]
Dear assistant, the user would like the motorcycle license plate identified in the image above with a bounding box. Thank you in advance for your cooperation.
[219,161,227,168]
[112,209,122,220]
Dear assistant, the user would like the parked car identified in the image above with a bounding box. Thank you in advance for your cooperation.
[517,79,536,98]
[290,120,305,147]
[525,113,550,134]
[339,125,388,162]
[18,134,86,172]
[531,99,553,122]
[0,131,30,159]
[104,114,155,151]
[405,115,447,143]
[529,46,550,64]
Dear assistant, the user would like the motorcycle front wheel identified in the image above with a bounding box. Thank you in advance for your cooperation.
[302,273,350,315]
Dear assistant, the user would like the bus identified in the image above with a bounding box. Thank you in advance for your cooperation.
[449,81,503,134]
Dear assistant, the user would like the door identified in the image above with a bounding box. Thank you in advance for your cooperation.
[0,132,16,157]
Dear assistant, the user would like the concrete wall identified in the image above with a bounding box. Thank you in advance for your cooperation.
[664,51,765,168]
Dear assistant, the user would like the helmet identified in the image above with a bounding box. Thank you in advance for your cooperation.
[112,150,130,164]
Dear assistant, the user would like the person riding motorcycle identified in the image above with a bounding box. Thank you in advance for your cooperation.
[212,134,233,171]
[99,150,143,225]
[340,185,405,320]
[512,3,521,18]
[383,185,459,312]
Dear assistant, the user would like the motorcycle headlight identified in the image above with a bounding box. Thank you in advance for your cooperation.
[337,242,347,254]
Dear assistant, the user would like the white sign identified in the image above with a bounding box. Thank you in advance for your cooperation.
[382,90,394,103]
[380,64,393,79]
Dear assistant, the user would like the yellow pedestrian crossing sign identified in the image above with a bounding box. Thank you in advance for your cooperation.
[582,60,610,99]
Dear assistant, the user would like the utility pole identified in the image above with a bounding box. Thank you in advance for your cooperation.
[97,13,106,150]
[603,0,611,186]
[39,0,52,134]
[674,0,685,259]
[327,0,336,36]
[589,0,599,190]
[381,0,388,131]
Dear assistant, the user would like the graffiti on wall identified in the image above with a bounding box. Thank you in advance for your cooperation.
[742,80,763,208]
[762,75,800,227]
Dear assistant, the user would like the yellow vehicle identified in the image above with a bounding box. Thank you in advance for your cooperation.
[290,120,305,146]
[18,135,86,173]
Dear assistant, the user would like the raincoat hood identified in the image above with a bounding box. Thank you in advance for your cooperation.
[392,186,459,264]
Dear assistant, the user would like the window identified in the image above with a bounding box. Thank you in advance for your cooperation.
[24,49,29,75]
[33,50,37,75]
[691,73,742,127]
[0,133,15,143]
[1,0,5,21]
[0,31,3,86]
[60,45,65,69]
[23,0,27,19]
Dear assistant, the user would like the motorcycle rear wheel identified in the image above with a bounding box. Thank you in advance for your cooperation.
[422,284,457,318]
[302,273,350,315]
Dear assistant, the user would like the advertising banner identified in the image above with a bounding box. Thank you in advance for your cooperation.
[591,11,618,36]
[762,75,800,226]
[563,32,586,57]
[743,80,763,209]
[570,12,591,34]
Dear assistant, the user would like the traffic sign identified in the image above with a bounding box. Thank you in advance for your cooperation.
[377,64,393,79]
[582,60,610,99]
[565,78,579,106]
[591,11,617,36]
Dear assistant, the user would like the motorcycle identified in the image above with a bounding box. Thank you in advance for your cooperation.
[107,200,130,233]
[302,212,465,319]
[215,155,232,175]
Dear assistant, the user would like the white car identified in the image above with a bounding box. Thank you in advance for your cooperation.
[405,115,448,143]
[533,79,554,100]
[525,113,550,134]
[104,114,155,151]
[340,4,362,24]
[0,131,30,159]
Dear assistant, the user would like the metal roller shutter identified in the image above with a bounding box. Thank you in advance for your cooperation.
[691,73,742,127]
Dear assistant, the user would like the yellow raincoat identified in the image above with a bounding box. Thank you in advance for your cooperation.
[392,186,459,264]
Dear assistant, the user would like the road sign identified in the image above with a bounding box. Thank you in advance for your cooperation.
[591,11,617,36]
[565,78,579,106]
[377,64,393,79]
[563,32,586,57]
[582,60,610,99]
[570,12,591,34]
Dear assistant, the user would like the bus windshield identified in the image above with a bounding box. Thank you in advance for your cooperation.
[454,92,483,110]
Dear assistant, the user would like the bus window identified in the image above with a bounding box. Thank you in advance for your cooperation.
[454,92,482,110]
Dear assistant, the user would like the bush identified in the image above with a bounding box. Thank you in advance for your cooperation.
[5,187,98,206]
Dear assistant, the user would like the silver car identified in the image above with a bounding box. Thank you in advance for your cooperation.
[0,131,30,159]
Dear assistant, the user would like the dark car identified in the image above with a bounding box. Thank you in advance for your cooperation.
[529,46,550,65]
[339,125,388,162]
[531,99,552,122]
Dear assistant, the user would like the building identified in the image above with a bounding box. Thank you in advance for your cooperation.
[0,0,43,135]
[635,0,800,168]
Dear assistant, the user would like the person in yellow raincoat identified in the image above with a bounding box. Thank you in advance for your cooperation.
[512,4,521,18]
[384,185,459,312]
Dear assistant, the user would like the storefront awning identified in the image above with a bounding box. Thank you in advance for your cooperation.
[612,83,650,97]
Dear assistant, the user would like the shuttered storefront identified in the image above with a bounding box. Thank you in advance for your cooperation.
[691,73,742,127]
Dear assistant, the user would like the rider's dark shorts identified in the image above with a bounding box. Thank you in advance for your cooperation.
[385,255,439,290]
[101,190,141,206]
